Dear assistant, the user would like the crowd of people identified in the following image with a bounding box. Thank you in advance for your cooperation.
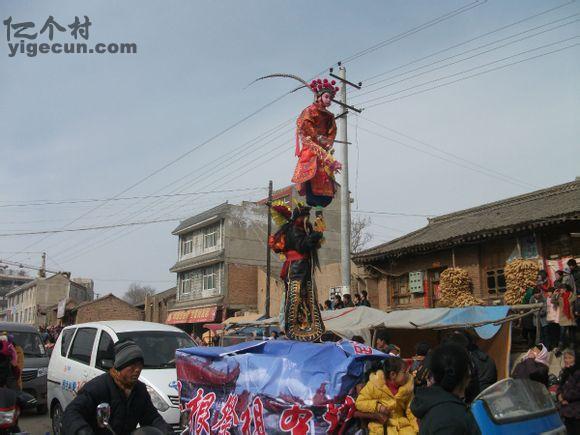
[39,324,64,351]
[523,259,579,351]
[322,290,372,311]
[349,325,580,434]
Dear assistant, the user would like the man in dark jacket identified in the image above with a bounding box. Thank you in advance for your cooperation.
[460,330,497,392]
[62,340,171,435]
[411,385,480,435]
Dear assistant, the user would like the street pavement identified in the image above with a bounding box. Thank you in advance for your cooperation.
[19,409,52,434]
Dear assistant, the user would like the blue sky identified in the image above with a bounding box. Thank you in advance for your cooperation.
[1,0,578,297]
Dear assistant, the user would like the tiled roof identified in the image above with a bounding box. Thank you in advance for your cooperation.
[354,180,579,263]
[172,203,230,235]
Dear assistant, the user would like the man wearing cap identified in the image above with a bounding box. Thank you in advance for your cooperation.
[62,340,171,435]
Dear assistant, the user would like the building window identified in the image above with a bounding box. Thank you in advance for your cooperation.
[181,233,193,256]
[487,269,506,295]
[179,264,222,300]
[204,224,219,250]
[391,274,410,305]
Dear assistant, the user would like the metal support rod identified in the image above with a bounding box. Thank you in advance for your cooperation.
[265,180,273,318]
[337,67,351,291]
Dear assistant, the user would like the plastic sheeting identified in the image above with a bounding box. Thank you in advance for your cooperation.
[176,339,386,434]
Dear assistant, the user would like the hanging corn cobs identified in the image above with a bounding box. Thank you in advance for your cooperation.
[503,258,539,305]
[439,267,484,307]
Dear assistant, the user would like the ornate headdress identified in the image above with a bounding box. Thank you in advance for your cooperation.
[309,78,339,97]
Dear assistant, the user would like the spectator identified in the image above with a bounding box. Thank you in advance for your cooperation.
[270,331,279,340]
[333,294,344,310]
[386,344,401,357]
[441,332,480,403]
[554,270,565,289]
[512,343,550,388]
[354,293,362,306]
[553,284,576,349]
[356,357,418,434]
[545,286,561,351]
[410,342,431,390]
[460,331,497,392]
[530,286,549,348]
[343,294,355,307]
[521,287,537,348]
[8,335,23,391]
[566,259,579,292]
[557,349,580,434]
[411,344,481,435]
[360,290,371,307]
[375,330,390,353]
[323,300,332,311]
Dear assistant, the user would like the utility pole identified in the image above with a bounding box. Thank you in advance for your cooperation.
[39,252,46,278]
[265,180,273,318]
[331,65,362,292]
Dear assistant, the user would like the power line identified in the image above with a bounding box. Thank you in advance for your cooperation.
[49,125,294,261]
[340,0,488,64]
[359,116,538,189]
[0,187,266,208]
[354,210,434,218]
[56,138,294,264]
[353,14,579,99]
[360,37,580,108]
[356,123,548,190]
[359,0,577,84]
[36,121,294,259]
[0,217,185,237]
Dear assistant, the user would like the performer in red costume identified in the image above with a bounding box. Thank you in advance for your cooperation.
[292,79,342,211]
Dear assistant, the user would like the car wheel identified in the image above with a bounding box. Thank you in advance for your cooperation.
[37,403,48,415]
[51,402,63,435]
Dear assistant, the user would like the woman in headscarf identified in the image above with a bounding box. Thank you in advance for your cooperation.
[512,343,550,388]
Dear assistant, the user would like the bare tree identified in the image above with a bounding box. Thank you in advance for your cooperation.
[123,282,156,305]
[351,216,372,253]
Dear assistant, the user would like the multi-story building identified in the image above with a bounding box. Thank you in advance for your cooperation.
[6,272,92,326]
[352,179,580,310]
[168,202,267,335]
[0,268,34,318]
[168,186,344,333]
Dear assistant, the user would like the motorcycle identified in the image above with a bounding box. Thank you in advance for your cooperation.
[0,388,37,435]
[470,378,566,435]
[96,403,166,435]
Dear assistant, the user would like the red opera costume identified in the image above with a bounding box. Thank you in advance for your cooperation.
[292,99,341,208]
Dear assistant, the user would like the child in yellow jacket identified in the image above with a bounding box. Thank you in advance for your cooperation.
[356,357,418,435]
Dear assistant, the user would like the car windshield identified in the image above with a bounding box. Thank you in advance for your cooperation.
[117,330,194,369]
[11,332,46,358]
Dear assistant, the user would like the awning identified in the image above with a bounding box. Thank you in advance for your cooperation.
[223,312,263,325]
[166,306,217,324]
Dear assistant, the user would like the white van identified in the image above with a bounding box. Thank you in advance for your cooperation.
[47,320,195,434]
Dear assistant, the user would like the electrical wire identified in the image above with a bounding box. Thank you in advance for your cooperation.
[359,37,580,108]
[353,14,579,99]
[359,0,577,84]
[0,187,267,209]
[340,0,488,64]
[359,116,538,189]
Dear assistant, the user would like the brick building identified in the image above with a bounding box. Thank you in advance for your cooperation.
[73,294,144,324]
[140,287,176,324]
[352,180,580,310]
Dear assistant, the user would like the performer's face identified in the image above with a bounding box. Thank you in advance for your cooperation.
[319,92,332,107]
